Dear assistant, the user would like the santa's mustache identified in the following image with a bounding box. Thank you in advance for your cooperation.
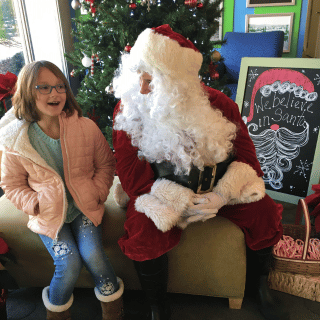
[247,122,309,189]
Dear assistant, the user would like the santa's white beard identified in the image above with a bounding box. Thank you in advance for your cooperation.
[113,60,237,175]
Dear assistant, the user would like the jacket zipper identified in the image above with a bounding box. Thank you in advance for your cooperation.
[61,119,84,213]
[5,151,67,239]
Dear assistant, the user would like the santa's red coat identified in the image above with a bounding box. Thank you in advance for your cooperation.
[112,86,283,261]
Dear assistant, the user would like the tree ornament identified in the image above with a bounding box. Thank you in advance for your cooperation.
[105,84,114,95]
[82,55,92,68]
[125,43,132,52]
[184,0,197,8]
[129,2,137,9]
[197,2,203,9]
[87,108,100,125]
[211,50,221,62]
[71,0,81,10]
[91,53,100,76]
[209,61,219,80]
[70,69,75,78]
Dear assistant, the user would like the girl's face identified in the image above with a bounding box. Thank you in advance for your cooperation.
[35,67,66,121]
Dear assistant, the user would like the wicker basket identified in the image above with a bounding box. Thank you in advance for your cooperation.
[272,199,320,276]
[268,270,320,302]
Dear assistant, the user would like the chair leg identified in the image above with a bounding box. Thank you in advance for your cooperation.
[229,298,243,309]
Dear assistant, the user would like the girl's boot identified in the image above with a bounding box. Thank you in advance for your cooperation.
[94,277,124,320]
[133,254,170,320]
[42,286,73,320]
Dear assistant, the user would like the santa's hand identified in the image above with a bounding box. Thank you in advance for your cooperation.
[177,208,217,229]
[187,192,228,215]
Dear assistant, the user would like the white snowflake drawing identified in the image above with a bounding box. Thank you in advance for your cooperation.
[293,159,312,179]
[314,74,320,85]
[248,69,259,82]
[313,126,319,134]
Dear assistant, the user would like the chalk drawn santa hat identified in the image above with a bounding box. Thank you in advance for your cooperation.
[245,68,318,124]
[129,24,203,81]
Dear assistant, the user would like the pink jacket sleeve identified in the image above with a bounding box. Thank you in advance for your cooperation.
[91,122,116,203]
[1,152,39,215]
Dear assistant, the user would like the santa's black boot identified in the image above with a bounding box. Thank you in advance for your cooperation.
[246,246,290,320]
[133,254,170,320]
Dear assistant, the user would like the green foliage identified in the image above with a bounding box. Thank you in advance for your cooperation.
[0,0,17,42]
[66,0,224,146]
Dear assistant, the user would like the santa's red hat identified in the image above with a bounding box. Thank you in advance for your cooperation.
[130,24,203,81]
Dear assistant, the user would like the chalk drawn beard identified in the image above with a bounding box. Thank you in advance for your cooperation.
[247,122,309,190]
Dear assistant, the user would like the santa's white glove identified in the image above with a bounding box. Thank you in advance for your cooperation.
[177,192,228,229]
[187,192,228,215]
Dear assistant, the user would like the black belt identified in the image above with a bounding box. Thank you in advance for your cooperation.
[150,157,234,194]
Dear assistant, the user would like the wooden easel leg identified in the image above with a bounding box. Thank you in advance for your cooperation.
[229,298,243,309]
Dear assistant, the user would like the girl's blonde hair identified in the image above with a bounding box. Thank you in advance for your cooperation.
[12,60,83,121]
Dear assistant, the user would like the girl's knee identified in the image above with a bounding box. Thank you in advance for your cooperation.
[52,241,82,278]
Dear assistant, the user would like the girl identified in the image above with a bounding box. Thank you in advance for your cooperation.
[0,61,124,320]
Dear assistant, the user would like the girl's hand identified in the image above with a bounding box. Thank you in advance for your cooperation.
[34,203,40,215]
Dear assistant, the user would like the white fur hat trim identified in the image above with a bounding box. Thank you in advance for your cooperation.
[130,28,203,80]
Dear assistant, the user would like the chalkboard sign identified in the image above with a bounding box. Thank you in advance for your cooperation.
[237,58,320,204]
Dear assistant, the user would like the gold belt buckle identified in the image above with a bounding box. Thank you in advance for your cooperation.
[196,165,217,194]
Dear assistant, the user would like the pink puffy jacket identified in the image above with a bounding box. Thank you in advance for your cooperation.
[0,109,115,239]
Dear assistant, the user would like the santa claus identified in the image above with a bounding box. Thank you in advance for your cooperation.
[112,25,288,320]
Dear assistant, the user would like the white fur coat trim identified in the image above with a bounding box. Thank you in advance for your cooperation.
[150,179,194,213]
[130,28,203,81]
[213,161,266,205]
[135,193,182,232]
[0,109,53,172]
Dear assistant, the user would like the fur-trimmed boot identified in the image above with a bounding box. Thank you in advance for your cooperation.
[94,277,124,320]
[42,286,73,320]
[246,246,290,320]
[134,254,170,320]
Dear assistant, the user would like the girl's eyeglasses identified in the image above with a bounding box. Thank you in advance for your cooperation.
[35,84,67,95]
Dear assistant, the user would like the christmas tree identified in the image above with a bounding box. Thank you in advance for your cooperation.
[66,0,226,146]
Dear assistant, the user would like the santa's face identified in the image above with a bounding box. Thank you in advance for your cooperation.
[139,72,152,95]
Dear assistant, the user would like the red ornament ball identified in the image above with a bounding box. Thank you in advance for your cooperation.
[129,3,137,9]
[197,3,203,9]
[125,44,132,52]
[184,0,197,8]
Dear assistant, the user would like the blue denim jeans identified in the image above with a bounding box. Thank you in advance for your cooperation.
[39,214,119,306]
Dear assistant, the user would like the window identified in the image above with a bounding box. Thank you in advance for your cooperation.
[0,0,25,75]
[1,0,73,78]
